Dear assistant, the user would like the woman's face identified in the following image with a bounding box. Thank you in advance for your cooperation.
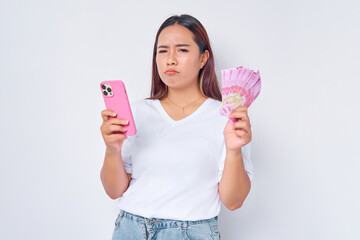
[156,24,208,90]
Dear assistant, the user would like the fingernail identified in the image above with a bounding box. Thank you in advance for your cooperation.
[112,112,117,116]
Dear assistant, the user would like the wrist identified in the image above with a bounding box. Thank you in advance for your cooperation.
[105,146,122,155]
[225,148,243,161]
[226,147,242,155]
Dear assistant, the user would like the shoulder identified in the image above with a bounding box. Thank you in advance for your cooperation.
[208,97,222,106]
[206,98,224,113]
[206,98,229,126]
[130,98,157,110]
[129,98,159,120]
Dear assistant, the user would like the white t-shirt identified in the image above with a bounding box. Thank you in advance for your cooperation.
[117,97,253,221]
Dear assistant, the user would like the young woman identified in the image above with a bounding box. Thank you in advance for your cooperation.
[100,14,253,240]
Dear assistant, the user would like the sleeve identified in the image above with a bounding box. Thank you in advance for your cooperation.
[121,136,134,174]
[218,141,253,183]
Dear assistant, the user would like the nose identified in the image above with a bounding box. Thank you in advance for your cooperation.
[167,50,177,65]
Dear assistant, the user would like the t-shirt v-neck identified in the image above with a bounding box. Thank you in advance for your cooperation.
[154,98,213,125]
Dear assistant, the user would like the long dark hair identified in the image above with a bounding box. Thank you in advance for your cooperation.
[146,14,222,101]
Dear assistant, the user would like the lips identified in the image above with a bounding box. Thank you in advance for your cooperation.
[165,70,179,75]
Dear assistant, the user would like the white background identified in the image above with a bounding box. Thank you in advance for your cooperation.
[1,0,359,239]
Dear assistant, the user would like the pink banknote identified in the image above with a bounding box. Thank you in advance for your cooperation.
[219,66,261,124]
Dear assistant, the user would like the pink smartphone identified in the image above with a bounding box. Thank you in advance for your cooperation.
[100,80,137,136]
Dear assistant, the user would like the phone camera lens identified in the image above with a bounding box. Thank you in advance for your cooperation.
[107,88,112,92]
[103,91,108,96]
[102,85,106,89]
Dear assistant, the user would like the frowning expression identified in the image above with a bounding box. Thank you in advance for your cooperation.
[156,24,207,90]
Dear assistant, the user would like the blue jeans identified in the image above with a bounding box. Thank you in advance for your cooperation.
[112,209,221,240]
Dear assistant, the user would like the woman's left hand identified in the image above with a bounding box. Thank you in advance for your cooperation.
[223,106,252,153]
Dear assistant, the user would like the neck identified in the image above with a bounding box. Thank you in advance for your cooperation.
[165,85,206,106]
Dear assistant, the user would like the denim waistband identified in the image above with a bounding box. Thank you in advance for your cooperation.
[118,209,218,229]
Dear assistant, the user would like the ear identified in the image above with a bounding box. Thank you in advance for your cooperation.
[200,50,210,68]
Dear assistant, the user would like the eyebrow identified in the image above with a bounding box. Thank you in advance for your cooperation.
[157,44,191,48]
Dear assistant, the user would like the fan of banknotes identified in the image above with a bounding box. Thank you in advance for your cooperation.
[219,66,261,124]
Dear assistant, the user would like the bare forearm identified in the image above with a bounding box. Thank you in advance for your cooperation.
[100,148,130,199]
[219,149,251,210]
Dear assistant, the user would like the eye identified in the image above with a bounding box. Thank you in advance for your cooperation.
[158,50,167,53]
[179,49,188,52]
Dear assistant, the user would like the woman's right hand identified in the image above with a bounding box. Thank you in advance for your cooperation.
[100,109,129,153]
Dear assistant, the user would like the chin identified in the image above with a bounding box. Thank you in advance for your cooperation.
[163,78,179,86]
